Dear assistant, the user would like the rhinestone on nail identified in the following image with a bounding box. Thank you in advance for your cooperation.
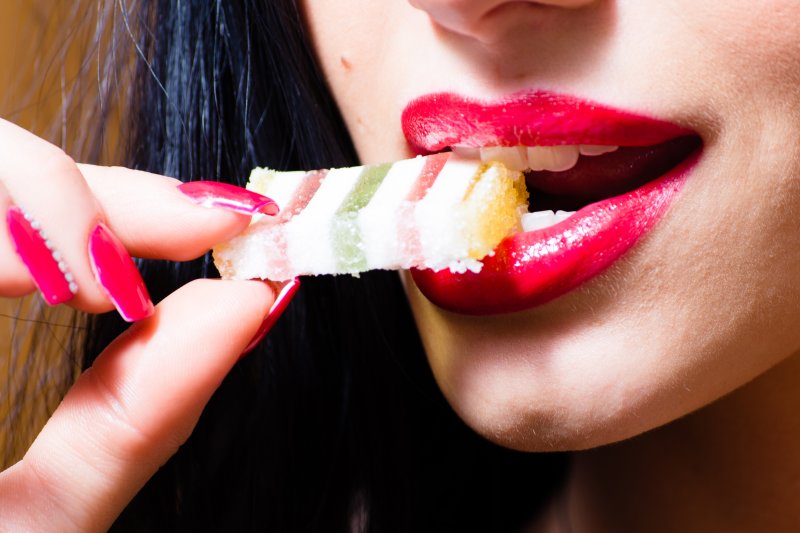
[12,207,79,302]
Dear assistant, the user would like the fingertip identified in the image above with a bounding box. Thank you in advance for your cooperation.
[177,180,280,216]
[79,165,256,261]
[181,277,277,324]
[241,277,300,356]
[88,222,154,322]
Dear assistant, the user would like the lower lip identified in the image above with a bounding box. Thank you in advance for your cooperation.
[410,149,702,315]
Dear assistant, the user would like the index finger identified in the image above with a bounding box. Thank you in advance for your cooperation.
[78,164,276,262]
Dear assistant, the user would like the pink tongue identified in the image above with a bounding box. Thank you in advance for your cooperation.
[525,136,701,211]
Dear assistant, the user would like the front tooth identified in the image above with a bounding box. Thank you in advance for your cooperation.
[451,146,481,159]
[554,210,574,223]
[479,146,528,171]
[521,209,576,231]
[526,145,580,172]
[579,145,619,156]
[521,210,557,231]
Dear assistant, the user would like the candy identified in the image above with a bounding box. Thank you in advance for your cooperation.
[213,153,528,280]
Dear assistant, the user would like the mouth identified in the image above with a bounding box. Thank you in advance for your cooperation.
[402,90,703,315]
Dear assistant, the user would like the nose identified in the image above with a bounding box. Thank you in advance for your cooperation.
[410,0,597,39]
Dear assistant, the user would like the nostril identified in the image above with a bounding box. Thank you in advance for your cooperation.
[535,0,596,6]
[409,0,598,40]
[410,0,500,36]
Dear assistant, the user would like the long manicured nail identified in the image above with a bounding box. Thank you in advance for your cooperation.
[178,181,279,216]
[6,206,78,305]
[241,277,300,356]
[88,222,154,322]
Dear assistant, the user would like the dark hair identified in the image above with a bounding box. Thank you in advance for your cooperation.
[82,1,568,530]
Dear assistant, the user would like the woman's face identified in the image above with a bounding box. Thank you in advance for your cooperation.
[301,0,800,450]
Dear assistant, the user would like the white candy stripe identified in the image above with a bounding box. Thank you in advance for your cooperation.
[415,156,480,269]
[285,166,363,274]
[225,169,309,280]
[358,156,426,269]
[247,169,306,218]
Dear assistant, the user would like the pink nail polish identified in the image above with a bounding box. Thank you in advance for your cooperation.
[6,206,77,305]
[241,277,300,356]
[88,223,154,322]
[178,181,279,216]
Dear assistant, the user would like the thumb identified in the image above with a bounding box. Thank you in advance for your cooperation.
[0,279,276,532]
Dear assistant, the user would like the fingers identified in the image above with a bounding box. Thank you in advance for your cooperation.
[0,279,276,532]
[0,118,277,320]
[0,119,105,308]
[78,165,276,261]
[0,120,156,319]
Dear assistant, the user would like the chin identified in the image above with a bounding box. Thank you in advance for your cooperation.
[404,271,753,454]
[429,362,655,453]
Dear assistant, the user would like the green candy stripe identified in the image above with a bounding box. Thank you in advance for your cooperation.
[332,162,393,272]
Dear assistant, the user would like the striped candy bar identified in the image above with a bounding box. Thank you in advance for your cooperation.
[213,153,528,281]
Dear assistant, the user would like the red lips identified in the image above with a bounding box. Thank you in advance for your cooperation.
[402,91,693,155]
[403,90,702,315]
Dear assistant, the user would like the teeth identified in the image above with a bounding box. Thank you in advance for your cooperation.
[554,210,574,223]
[451,144,618,172]
[579,145,619,156]
[479,146,528,171]
[521,209,575,231]
[451,146,481,159]
[526,146,580,172]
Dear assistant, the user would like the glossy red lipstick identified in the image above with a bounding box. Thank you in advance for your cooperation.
[402,91,693,155]
[403,90,701,315]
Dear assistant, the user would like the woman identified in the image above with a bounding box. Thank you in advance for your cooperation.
[2,0,800,530]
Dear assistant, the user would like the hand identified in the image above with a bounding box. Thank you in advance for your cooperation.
[0,279,276,531]
[0,118,288,530]
[0,118,278,319]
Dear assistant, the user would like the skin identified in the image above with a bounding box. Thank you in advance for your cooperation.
[302,0,800,529]
[0,120,277,529]
[2,1,799,529]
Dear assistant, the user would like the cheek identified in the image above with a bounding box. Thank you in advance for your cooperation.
[301,1,422,163]
[666,0,800,95]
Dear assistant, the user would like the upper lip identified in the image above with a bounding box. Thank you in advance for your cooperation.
[401,90,694,155]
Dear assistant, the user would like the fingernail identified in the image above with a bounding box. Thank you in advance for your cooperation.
[241,277,300,356]
[178,181,279,216]
[6,206,78,305]
[88,222,154,322]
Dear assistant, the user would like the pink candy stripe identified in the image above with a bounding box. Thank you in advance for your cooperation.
[398,153,451,265]
[406,152,450,202]
[263,170,327,279]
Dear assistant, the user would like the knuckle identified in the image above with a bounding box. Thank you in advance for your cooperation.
[35,145,79,178]
[82,368,164,461]
[82,364,188,465]
[22,456,87,531]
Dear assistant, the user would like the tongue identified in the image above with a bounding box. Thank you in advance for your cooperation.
[526,135,701,212]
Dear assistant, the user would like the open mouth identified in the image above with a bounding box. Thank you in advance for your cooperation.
[403,90,703,315]
[451,136,701,227]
